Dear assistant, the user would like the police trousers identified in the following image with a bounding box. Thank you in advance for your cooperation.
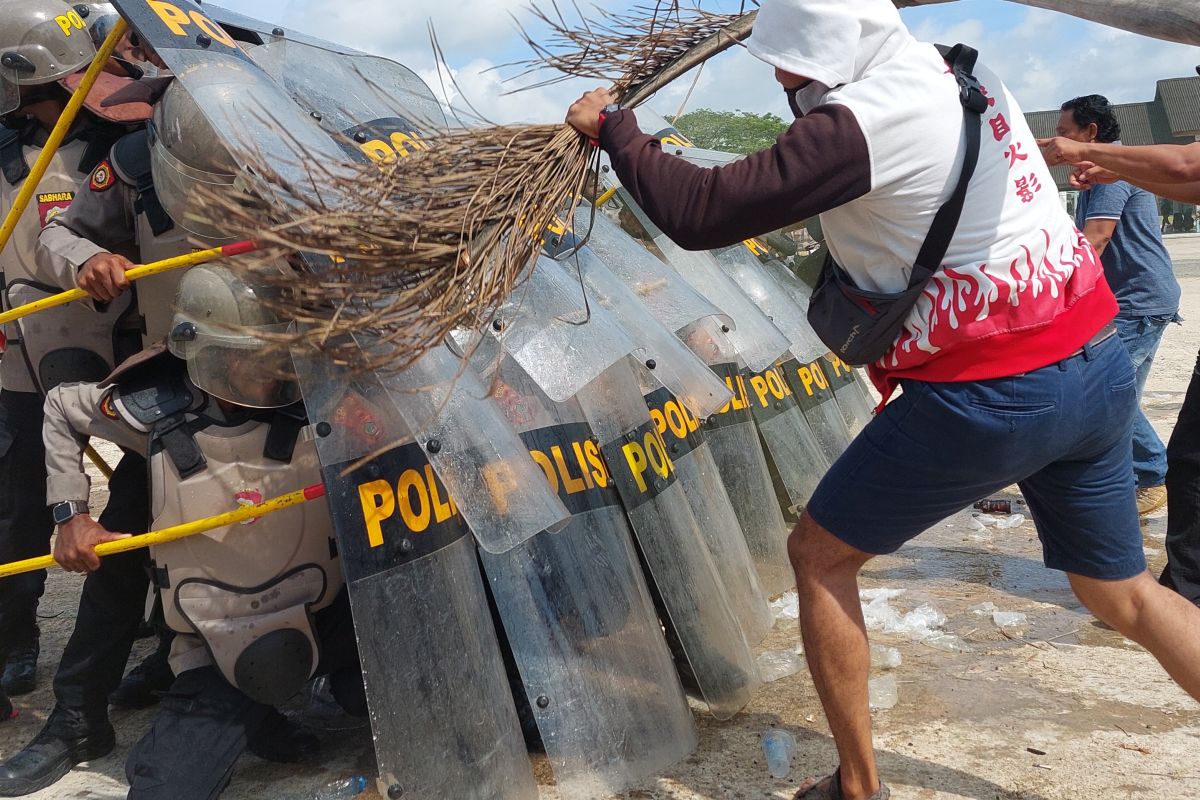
[0,390,54,648]
[52,452,150,717]
[125,589,365,800]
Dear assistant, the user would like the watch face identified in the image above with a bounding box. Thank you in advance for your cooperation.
[53,502,78,525]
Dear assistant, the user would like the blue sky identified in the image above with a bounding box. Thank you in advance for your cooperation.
[213,0,1199,124]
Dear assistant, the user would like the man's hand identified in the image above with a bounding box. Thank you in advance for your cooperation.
[566,88,617,141]
[1037,136,1090,167]
[1070,162,1120,191]
[78,253,137,303]
[53,514,130,573]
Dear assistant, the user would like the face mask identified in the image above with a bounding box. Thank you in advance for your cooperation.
[785,80,830,119]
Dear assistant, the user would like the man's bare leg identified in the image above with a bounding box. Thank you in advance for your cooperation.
[790,512,880,800]
[1069,570,1200,699]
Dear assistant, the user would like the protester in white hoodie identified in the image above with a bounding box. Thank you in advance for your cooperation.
[568,1,1200,798]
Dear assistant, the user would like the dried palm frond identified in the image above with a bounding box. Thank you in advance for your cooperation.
[204,1,757,373]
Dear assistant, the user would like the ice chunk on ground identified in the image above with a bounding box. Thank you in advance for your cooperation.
[992,611,1028,628]
[757,650,806,682]
[868,674,898,710]
[870,644,902,670]
[994,513,1026,529]
[771,591,799,620]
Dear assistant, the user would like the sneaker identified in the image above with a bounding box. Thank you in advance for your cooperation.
[0,705,114,797]
[1,637,38,697]
[1137,485,1168,516]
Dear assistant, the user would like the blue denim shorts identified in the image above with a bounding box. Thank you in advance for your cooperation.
[807,332,1146,580]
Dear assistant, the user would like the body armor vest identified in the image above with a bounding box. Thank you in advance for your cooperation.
[111,359,342,705]
[1,132,133,393]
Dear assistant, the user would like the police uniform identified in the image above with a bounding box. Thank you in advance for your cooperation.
[0,117,141,698]
[42,347,362,798]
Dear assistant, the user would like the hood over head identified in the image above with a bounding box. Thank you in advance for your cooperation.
[746,0,915,90]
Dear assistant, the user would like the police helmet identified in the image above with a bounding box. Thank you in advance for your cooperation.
[168,265,300,409]
[0,0,97,114]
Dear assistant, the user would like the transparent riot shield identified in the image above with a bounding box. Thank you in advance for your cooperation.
[475,350,698,799]
[680,317,795,597]
[490,256,637,403]
[637,365,772,646]
[578,209,734,337]
[592,174,790,373]
[291,349,538,800]
[759,258,876,440]
[778,353,853,462]
[707,245,832,517]
[576,357,759,719]
[545,232,731,418]
[740,361,830,521]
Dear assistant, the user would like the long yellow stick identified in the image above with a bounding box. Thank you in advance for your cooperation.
[0,483,327,579]
[85,445,113,479]
[0,18,129,254]
[0,240,258,328]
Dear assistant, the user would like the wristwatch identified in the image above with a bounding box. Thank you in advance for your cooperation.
[51,500,88,526]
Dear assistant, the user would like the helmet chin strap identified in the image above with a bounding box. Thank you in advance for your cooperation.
[784,79,814,119]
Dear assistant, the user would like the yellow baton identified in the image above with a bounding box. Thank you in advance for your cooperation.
[0,18,129,255]
[0,240,258,329]
[0,483,327,579]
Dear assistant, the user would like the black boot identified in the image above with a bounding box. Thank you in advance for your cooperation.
[0,705,115,797]
[246,709,321,764]
[1,634,38,697]
[109,640,174,710]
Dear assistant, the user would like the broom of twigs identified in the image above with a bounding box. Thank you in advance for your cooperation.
[200,2,758,374]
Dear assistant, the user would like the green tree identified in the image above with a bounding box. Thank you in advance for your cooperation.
[672,108,789,154]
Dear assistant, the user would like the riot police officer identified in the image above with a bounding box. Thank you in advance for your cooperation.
[41,265,364,799]
[0,0,148,705]
[0,71,322,797]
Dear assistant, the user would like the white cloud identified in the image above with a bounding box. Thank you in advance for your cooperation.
[906,6,1199,113]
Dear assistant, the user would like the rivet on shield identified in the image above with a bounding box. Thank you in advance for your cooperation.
[670,443,679,454]
[366,464,381,478]
[315,421,332,438]
[399,539,415,553]
[774,402,783,410]
[721,324,731,333]
[654,479,666,492]
[354,131,369,143]
[387,784,404,799]
[536,695,550,709]
[601,165,610,173]
[492,319,504,331]
[196,33,212,48]
[645,358,656,370]
[272,27,286,36]
[426,439,442,454]
[311,110,323,121]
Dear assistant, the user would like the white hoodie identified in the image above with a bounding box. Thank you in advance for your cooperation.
[750,0,1116,382]
[603,0,1115,390]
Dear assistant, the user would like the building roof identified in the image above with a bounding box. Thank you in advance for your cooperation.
[1156,77,1200,136]
[1024,75,1200,190]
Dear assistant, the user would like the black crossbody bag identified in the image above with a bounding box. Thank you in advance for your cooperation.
[807,44,990,365]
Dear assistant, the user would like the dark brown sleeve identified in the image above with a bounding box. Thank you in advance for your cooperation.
[599,105,872,250]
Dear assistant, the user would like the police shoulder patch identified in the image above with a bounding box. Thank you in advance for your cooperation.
[99,389,120,420]
[89,160,115,193]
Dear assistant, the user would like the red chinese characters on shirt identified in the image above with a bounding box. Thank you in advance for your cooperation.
[988,113,1011,142]
[1003,143,1028,168]
[1014,173,1043,203]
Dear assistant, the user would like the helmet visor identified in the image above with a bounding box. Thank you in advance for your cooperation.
[148,118,237,240]
[180,323,301,409]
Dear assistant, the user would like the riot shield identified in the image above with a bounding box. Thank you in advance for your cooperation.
[545,231,732,418]
[540,237,769,643]
[292,350,538,800]
[576,357,759,719]
[491,257,637,403]
[638,367,773,646]
[476,349,698,799]
[759,257,877,437]
[578,209,734,338]
[593,170,791,373]
[709,245,833,518]
[680,316,795,597]
[778,352,852,463]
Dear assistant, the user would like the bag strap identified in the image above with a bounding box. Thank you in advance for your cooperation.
[910,44,988,287]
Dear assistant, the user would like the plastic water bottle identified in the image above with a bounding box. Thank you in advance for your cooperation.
[293,776,368,800]
[762,729,797,778]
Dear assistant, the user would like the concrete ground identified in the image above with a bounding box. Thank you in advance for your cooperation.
[4,236,1200,800]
